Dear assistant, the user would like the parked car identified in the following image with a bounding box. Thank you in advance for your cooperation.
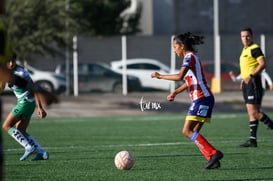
[55,63,141,93]
[110,58,182,91]
[202,61,240,90]
[25,64,66,94]
[3,64,66,94]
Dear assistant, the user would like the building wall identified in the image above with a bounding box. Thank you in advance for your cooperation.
[153,0,273,35]
[153,0,175,35]
[138,0,153,35]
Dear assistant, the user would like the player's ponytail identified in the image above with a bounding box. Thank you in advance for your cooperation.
[173,32,204,52]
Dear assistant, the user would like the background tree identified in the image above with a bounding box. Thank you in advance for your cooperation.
[2,0,78,62]
[71,0,141,36]
[1,0,141,62]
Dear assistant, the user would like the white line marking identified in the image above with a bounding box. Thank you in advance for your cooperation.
[4,142,191,152]
[30,114,241,123]
[4,139,249,152]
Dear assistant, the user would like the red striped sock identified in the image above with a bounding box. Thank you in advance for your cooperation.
[194,133,218,160]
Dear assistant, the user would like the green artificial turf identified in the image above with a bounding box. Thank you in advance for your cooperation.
[3,113,273,181]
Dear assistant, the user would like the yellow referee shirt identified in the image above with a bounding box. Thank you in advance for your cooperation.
[240,43,264,79]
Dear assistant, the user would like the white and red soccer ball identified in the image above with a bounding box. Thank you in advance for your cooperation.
[114,150,135,170]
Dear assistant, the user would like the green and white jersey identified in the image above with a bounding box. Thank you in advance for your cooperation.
[8,64,35,102]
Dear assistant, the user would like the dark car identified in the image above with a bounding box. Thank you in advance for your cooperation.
[202,61,240,91]
[55,63,141,93]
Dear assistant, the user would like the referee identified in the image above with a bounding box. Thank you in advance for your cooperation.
[239,27,273,148]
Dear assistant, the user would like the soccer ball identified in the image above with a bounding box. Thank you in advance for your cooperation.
[114,150,135,170]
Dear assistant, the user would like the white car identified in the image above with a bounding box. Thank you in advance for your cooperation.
[4,64,66,94]
[111,58,181,91]
[26,65,66,94]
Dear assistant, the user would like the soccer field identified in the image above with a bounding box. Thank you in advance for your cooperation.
[3,113,273,181]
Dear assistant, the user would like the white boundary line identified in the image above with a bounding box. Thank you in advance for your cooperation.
[3,142,191,152]
[31,114,240,123]
[4,139,250,152]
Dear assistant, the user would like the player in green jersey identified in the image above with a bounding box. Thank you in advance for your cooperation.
[2,54,49,161]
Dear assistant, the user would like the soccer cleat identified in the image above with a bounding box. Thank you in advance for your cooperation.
[266,126,273,131]
[205,151,223,169]
[19,146,36,161]
[206,160,220,169]
[239,140,257,147]
[32,151,49,161]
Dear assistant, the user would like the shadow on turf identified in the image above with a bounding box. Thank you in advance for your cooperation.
[202,178,273,181]
[136,153,201,159]
[221,166,273,171]
[201,166,273,181]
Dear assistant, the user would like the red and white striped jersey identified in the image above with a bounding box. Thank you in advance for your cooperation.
[182,52,212,101]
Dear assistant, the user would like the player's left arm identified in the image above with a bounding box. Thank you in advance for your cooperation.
[0,65,12,83]
[34,89,47,119]
[167,82,188,101]
[253,58,266,76]
[251,47,266,76]
[28,79,47,119]
[20,70,47,119]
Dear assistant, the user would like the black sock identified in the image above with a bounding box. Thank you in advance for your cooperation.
[260,113,273,129]
[249,120,259,142]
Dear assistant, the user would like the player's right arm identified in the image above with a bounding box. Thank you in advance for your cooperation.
[0,81,5,92]
[262,71,273,89]
[229,71,241,82]
[151,66,189,81]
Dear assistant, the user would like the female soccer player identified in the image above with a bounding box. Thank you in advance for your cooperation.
[151,32,223,169]
[2,54,49,161]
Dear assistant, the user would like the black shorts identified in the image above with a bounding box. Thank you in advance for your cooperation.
[242,74,263,104]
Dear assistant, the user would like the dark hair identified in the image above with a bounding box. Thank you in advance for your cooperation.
[240,27,253,35]
[173,32,204,52]
[8,53,16,62]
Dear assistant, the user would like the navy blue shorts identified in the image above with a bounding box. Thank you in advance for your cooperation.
[186,95,215,123]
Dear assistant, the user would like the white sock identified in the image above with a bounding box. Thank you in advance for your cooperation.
[8,128,31,150]
[26,135,45,153]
